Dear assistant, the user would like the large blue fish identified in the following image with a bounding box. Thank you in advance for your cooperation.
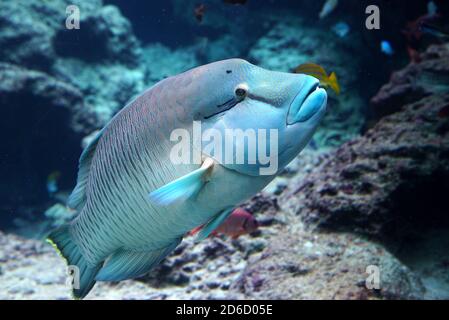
[47,59,327,298]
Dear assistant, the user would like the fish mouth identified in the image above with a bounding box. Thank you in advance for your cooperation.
[287,79,326,125]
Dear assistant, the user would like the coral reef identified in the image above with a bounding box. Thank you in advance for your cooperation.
[236,230,424,300]
[140,44,198,84]
[51,58,145,124]
[371,44,449,119]
[290,44,449,238]
[54,5,140,66]
[0,206,426,300]
[0,63,96,220]
[0,0,145,216]
[0,0,103,71]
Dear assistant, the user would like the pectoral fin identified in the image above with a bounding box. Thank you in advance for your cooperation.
[149,158,214,205]
[194,207,233,243]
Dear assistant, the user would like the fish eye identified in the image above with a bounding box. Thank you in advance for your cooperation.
[234,84,248,99]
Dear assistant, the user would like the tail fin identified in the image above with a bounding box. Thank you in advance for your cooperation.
[328,72,340,95]
[46,224,102,299]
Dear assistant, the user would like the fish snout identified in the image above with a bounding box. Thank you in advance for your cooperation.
[287,76,327,125]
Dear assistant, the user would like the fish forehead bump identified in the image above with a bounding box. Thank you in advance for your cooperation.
[161,58,320,129]
[169,59,252,92]
[200,58,252,71]
[208,60,312,98]
[187,58,251,79]
[192,59,258,88]
[184,58,294,87]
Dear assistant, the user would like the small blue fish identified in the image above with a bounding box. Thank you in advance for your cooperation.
[427,1,437,16]
[46,171,61,195]
[319,0,338,19]
[380,40,394,56]
[332,22,350,38]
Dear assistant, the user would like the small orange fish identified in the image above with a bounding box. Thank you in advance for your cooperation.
[190,208,259,239]
[293,63,340,95]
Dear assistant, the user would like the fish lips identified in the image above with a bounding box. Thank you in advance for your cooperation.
[287,79,327,125]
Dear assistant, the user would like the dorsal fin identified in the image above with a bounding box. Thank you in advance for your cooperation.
[67,102,134,212]
[67,129,104,211]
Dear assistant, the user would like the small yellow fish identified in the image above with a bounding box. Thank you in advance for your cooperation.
[293,63,340,95]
